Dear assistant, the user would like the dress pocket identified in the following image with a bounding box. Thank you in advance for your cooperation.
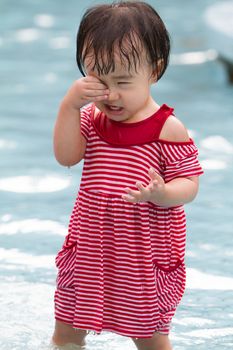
[154,260,186,313]
[55,238,77,288]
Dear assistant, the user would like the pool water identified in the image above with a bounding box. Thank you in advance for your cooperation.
[0,0,233,349]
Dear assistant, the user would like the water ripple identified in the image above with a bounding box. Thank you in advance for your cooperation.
[0,175,70,193]
[34,14,55,28]
[0,218,66,236]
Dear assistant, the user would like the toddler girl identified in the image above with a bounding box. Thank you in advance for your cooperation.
[51,2,204,350]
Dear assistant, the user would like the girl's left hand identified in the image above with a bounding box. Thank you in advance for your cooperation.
[122,168,166,204]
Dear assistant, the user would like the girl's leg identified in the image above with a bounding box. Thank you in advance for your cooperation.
[131,332,172,350]
[52,320,88,347]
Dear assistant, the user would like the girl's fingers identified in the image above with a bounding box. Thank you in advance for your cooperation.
[85,83,108,91]
[153,181,157,188]
[85,88,109,97]
[148,168,163,182]
[123,188,141,202]
[82,91,109,101]
[122,183,148,203]
[136,181,146,191]
[122,172,164,203]
[122,194,138,203]
[81,77,110,101]
[84,76,108,89]
[150,181,157,189]
[124,187,138,197]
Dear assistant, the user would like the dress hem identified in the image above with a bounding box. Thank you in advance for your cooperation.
[54,316,170,338]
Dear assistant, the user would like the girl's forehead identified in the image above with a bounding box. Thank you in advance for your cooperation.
[85,58,133,75]
[85,61,149,79]
[84,47,149,76]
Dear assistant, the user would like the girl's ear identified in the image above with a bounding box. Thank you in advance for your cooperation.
[151,59,164,83]
[150,71,158,84]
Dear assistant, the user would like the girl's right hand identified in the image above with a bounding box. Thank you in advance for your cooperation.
[64,76,109,110]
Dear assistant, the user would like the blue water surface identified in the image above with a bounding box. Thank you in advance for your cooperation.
[0,0,233,349]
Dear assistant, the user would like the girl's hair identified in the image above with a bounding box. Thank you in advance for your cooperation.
[76,1,170,80]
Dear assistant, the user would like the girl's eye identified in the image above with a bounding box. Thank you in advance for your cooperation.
[118,82,130,85]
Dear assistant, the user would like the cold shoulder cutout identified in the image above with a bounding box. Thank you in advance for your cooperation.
[158,115,190,143]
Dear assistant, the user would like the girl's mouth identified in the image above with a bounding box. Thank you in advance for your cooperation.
[104,104,124,115]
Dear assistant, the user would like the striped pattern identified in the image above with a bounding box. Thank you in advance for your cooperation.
[160,140,203,182]
[54,104,203,338]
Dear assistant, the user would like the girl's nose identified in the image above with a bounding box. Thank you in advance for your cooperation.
[107,89,119,101]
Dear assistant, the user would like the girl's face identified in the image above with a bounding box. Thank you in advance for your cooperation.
[84,52,158,123]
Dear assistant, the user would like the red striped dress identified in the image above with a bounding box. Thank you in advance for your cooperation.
[54,103,204,338]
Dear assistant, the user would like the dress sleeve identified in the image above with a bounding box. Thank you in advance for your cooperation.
[80,103,93,141]
[159,139,204,182]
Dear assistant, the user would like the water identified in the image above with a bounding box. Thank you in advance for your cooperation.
[0,0,233,349]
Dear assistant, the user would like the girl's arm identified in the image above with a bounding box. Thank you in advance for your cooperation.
[53,96,86,167]
[122,115,201,207]
[149,174,199,207]
[124,169,199,207]
[150,115,199,207]
[53,78,109,166]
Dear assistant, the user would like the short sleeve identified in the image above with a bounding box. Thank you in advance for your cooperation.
[159,139,204,182]
[80,103,93,141]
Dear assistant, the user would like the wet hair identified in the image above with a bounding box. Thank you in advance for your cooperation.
[76,1,170,80]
